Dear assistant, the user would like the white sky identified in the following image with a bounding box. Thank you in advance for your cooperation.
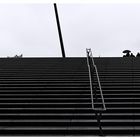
[0,4,140,57]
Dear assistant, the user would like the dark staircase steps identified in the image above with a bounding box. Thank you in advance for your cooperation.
[0,57,139,136]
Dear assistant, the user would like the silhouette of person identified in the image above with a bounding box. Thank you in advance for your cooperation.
[136,52,140,57]
[125,52,130,57]
[123,50,131,57]
[130,53,135,57]
[20,54,23,58]
[15,55,18,58]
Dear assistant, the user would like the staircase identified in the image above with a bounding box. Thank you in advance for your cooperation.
[0,57,139,136]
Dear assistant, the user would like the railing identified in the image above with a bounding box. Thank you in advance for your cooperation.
[86,48,106,136]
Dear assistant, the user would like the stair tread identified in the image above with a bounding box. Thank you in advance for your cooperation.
[0,57,140,135]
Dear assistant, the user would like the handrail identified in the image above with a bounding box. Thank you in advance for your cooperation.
[87,50,94,109]
[86,48,106,111]
[86,48,106,136]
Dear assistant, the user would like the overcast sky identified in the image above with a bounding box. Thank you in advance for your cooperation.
[0,4,140,57]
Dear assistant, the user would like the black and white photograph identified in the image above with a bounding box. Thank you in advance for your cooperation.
[0,0,139,137]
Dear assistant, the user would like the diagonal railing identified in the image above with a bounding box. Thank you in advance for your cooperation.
[86,48,106,136]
